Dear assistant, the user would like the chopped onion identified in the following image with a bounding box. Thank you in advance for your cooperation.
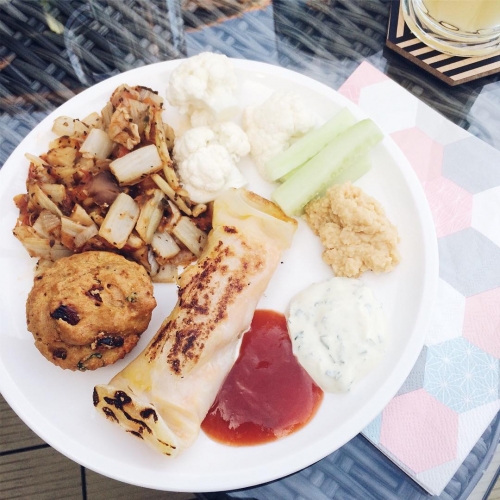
[46,146,77,170]
[101,102,114,130]
[25,153,48,167]
[152,263,178,283]
[148,248,159,276]
[52,116,76,136]
[163,123,175,151]
[154,108,171,166]
[126,232,146,250]
[61,217,88,249]
[137,86,164,107]
[151,174,192,216]
[32,210,60,238]
[52,116,89,140]
[99,193,140,248]
[136,189,164,244]
[82,112,103,130]
[80,128,114,160]
[172,216,207,257]
[13,225,71,261]
[70,204,95,226]
[167,200,181,226]
[110,144,162,185]
[151,231,180,261]
[40,183,66,204]
[31,185,63,217]
[74,223,98,248]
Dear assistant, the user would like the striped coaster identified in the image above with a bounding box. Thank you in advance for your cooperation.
[386,0,500,85]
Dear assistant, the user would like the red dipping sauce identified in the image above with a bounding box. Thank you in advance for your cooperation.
[201,310,323,445]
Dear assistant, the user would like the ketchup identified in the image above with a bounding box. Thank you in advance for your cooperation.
[201,310,323,445]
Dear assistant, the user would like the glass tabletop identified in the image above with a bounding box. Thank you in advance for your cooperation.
[2,0,500,167]
[1,1,499,499]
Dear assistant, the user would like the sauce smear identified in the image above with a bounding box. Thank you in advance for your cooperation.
[201,309,323,445]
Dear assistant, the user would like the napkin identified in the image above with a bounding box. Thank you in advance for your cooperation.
[338,62,500,496]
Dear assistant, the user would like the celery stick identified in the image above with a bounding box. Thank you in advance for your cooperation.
[271,119,383,216]
[279,152,370,184]
[325,153,371,192]
[264,108,357,181]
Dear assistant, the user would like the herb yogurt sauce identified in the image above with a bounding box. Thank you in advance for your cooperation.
[287,277,387,392]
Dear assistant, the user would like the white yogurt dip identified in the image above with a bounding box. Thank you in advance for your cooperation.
[287,277,387,392]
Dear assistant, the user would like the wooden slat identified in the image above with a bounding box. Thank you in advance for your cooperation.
[85,469,195,500]
[0,447,82,499]
[0,394,45,453]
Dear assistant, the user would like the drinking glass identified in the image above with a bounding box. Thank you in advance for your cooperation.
[401,0,500,56]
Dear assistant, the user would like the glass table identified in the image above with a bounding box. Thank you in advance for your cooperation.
[0,1,499,499]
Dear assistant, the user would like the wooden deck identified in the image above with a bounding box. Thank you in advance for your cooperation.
[1,392,497,499]
[0,394,194,499]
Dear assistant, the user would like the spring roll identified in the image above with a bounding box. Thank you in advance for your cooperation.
[93,188,297,456]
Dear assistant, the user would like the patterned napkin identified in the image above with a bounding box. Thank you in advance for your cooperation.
[338,62,500,496]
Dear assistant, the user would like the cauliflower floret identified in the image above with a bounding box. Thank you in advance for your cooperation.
[181,145,233,192]
[215,122,251,162]
[243,91,317,179]
[173,126,214,161]
[174,124,249,203]
[167,52,238,126]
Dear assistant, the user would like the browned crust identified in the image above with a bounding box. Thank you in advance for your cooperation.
[147,227,265,374]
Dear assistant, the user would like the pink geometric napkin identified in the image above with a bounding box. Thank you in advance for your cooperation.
[339,62,500,496]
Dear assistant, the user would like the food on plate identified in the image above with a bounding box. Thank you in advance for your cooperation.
[173,122,250,203]
[305,182,400,278]
[243,90,316,179]
[13,83,211,282]
[93,188,297,456]
[201,310,323,445]
[26,251,156,371]
[287,277,387,392]
[264,108,357,182]
[166,52,239,126]
[272,118,383,216]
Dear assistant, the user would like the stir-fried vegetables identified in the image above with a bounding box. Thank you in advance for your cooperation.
[13,84,212,282]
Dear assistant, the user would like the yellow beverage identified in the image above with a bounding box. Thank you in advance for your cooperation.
[402,0,500,56]
[422,0,500,33]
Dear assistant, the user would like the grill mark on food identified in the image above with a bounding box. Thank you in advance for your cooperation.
[147,320,171,361]
[166,243,263,374]
[93,387,100,407]
[103,391,153,434]
[127,430,144,439]
[140,408,158,422]
[102,407,119,423]
[145,237,264,374]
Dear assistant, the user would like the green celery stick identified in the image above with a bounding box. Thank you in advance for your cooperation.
[264,108,357,181]
[279,152,370,184]
[271,119,383,216]
[325,153,371,191]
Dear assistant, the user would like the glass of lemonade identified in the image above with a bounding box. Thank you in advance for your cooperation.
[402,0,500,56]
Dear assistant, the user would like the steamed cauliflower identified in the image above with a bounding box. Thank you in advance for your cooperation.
[167,52,238,126]
[243,91,317,179]
[174,123,250,203]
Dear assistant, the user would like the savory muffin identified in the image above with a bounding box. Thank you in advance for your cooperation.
[26,251,156,370]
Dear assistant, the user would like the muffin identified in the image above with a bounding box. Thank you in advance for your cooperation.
[26,251,156,370]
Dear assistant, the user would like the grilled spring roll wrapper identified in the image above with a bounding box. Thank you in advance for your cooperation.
[93,188,297,456]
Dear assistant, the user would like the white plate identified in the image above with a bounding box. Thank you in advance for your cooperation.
[0,59,438,493]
